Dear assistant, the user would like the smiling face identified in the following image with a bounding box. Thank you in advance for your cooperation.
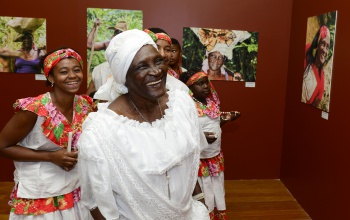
[21,33,34,50]
[208,51,225,71]
[48,58,83,94]
[189,76,210,102]
[125,45,168,101]
[316,35,330,66]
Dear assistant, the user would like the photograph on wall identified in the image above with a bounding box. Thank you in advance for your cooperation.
[182,27,259,82]
[87,8,143,93]
[301,11,337,112]
[0,16,46,74]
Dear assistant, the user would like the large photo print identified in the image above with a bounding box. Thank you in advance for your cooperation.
[182,27,258,82]
[0,16,46,74]
[86,8,143,93]
[301,11,337,112]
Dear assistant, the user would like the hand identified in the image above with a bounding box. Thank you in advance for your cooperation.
[50,149,78,172]
[204,132,217,144]
[94,19,101,28]
[230,111,241,121]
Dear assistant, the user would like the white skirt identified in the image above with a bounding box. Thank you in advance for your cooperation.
[198,172,226,212]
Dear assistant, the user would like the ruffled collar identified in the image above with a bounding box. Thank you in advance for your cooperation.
[83,89,200,175]
[98,90,176,128]
[14,92,94,150]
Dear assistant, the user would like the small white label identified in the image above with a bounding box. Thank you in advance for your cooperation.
[321,111,329,120]
[245,82,255,87]
[35,74,46,81]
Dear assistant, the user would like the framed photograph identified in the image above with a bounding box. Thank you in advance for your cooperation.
[301,11,337,112]
[182,27,259,82]
[87,8,143,88]
[0,16,46,74]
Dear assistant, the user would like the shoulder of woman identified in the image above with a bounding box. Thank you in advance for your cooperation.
[13,93,48,116]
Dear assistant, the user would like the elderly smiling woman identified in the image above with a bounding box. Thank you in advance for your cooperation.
[77,29,209,220]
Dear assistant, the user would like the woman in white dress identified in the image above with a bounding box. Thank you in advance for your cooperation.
[77,29,209,220]
[0,48,95,219]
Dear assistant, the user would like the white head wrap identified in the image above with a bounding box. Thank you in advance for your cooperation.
[94,29,157,102]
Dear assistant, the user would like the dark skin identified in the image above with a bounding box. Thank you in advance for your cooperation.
[190,76,240,144]
[0,58,83,171]
[310,36,330,107]
[90,45,206,219]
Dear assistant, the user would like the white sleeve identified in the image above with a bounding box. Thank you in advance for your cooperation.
[78,126,120,220]
[181,90,207,151]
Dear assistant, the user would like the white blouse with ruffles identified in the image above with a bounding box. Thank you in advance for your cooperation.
[15,117,80,199]
[198,116,222,159]
[78,89,209,220]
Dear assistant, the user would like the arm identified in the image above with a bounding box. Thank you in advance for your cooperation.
[0,110,78,171]
[220,111,241,127]
[90,208,106,220]
[0,48,21,58]
[192,181,206,205]
[87,19,109,51]
[78,127,120,219]
[204,131,217,144]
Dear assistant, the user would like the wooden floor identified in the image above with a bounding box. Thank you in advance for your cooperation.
[0,179,310,219]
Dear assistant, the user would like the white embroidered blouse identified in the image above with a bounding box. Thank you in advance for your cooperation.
[78,90,209,220]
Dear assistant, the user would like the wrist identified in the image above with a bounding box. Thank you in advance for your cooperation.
[192,192,205,201]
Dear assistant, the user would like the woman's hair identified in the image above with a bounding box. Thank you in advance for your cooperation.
[179,68,202,84]
[39,46,80,86]
[305,26,330,67]
[148,27,168,34]
[171,38,180,46]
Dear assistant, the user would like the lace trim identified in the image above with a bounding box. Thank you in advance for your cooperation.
[79,90,202,219]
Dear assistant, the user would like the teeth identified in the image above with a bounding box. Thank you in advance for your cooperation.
[66,82,78,85]
[147,79,161,86]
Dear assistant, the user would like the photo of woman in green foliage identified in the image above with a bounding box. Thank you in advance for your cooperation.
[0,16,46,74]
[86,8,143,87]
[182,27,258,82]
[301,11,337,113]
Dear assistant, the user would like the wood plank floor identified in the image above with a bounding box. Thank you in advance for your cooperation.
[225,179,311,219]
[0,179,310,219]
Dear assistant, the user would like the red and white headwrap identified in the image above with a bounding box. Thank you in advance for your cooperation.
[43,48,83,77]
[318,26,330,44]
[144,29,172,45]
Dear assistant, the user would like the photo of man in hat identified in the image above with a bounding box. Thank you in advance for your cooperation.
[86,20,128,95]
[86,8,143,93]
[87,19,128,51]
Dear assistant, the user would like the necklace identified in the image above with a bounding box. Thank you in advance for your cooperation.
[192,96,208,108]
[191,96,221,118]
[128,96,163,123]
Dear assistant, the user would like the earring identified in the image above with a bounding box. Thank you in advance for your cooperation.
[51,82,54,87]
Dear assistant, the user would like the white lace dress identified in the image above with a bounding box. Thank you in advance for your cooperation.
[78,89,209,220]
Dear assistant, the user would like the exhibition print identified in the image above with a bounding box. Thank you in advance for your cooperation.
[301,11,337,112]
[0,16,46,74]
[182,27,259,82]
[87,8,143,85]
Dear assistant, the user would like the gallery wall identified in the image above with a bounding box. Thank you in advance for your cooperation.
[281,0,350,219]
[0,0,293,182]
